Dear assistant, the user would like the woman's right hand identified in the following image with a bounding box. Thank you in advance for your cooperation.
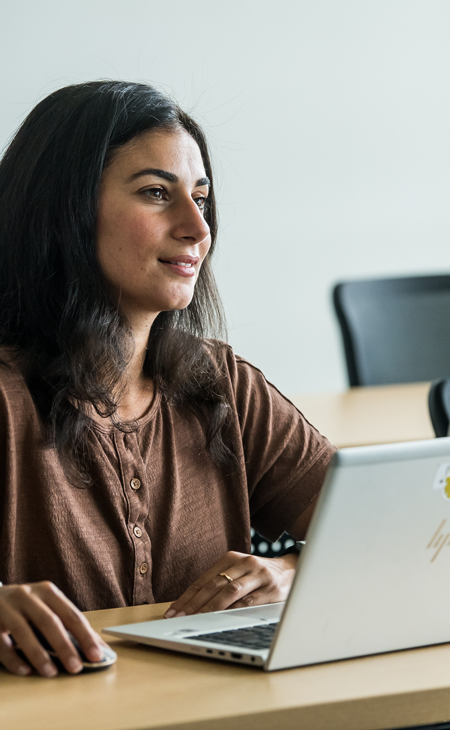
[0,581,105,677]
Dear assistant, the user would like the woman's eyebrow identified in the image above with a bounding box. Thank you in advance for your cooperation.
[127,168,210,187]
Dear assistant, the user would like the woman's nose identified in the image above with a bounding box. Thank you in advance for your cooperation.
[172,197,210,244]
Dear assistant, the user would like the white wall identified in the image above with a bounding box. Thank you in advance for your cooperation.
[1,0,450,394]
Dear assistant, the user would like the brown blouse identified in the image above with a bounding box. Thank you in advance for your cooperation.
[0,345,335,611]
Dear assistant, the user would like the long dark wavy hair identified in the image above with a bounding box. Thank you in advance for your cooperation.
[0,80,232,482]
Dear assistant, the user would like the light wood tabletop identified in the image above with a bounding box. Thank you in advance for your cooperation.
[2,602,450,730]
[289,381,435,449]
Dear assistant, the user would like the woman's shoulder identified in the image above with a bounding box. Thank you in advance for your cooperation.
[0,348,39,443]
[203,339,259,372]
[203,339,289,404]
[202,339,251,386]
[204,340,328,432]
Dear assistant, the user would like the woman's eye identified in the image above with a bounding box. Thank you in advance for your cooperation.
[194,196,207,210]
[142,187,166,200]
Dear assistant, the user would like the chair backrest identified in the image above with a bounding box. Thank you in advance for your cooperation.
[428,378,450,437]
[333,275,450,386]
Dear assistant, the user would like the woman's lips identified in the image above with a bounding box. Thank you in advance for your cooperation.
[159,255,199,278]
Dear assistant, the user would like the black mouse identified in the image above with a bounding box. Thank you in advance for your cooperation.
[14,624,117,673]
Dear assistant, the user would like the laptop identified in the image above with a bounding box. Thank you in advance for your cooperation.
[104,437,450,671]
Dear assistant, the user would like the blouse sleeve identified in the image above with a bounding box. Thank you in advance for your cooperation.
[222,347,337,541]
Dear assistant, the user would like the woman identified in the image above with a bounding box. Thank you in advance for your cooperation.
[0,81,335,678]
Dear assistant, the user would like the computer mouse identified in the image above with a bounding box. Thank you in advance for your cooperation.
[14,624,117,673]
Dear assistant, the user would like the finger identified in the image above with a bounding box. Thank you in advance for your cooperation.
[164,582,203,617]
[0,632,32,677]
[228,588,277,610]
[165,570,239,617]
[174,573,242,615]
[4,608,59,678]
[165,552,248,617]
[176,570,265,616]
[197,569,272,614]
[193,574,245,614]
[5,583,100,673]
[32,582,104,665]
[228,556,296,608]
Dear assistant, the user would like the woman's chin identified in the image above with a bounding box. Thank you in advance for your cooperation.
[149,296,194,316]
[160,290,196,313]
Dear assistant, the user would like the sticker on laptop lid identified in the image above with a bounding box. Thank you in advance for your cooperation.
[433,463,450,501]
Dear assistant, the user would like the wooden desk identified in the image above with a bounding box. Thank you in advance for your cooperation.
[289,382,434,448]
[2,603,450,730]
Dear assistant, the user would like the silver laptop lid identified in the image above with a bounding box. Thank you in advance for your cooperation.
[267,437,450,670]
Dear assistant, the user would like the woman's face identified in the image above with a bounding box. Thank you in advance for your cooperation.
[96,128,211,325]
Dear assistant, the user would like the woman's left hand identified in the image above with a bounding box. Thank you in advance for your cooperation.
[163,551,298,618]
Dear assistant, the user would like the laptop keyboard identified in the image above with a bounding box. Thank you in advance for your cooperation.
[192,622,278,651]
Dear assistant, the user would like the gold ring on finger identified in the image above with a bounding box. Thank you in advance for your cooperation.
[219,572,233,583]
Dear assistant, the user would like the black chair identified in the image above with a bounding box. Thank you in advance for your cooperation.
[428,378,450,437]
[333,275,450,386]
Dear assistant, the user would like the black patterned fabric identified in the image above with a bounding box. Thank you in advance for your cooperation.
[250,530,295,558]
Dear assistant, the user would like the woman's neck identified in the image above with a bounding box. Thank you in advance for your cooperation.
[90,311,157,426]
[117,331,154,421]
